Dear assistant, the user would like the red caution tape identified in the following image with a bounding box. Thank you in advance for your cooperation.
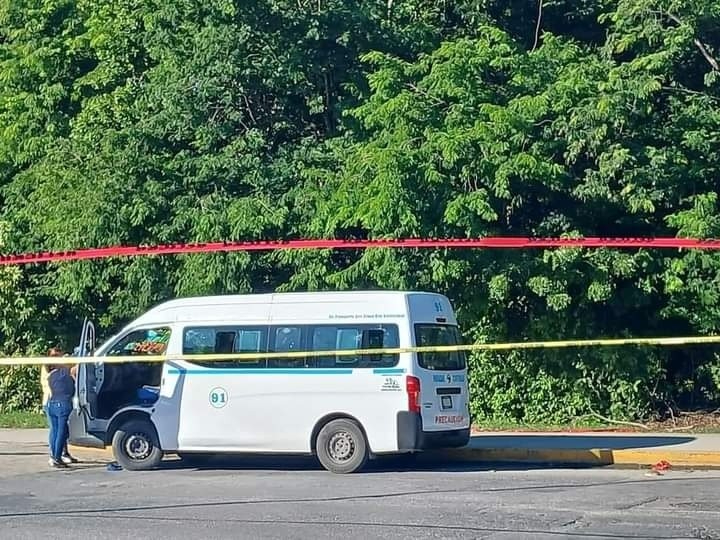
[2,237,720,266]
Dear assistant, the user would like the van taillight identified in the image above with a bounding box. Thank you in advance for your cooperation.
[406,375,421,413]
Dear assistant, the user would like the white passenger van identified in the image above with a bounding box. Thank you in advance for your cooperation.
[68,291,470,473]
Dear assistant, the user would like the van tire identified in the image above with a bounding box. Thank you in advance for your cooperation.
[111,418,163,471]
[315,418,369,474]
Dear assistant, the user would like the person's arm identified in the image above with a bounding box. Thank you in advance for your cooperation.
[70,364,78,379]
[40,365,51,405]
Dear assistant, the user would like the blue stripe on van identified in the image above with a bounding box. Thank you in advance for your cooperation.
[167,368,353,376]
[373,368,406,375]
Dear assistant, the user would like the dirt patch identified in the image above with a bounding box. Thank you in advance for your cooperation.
[645,411,720,433]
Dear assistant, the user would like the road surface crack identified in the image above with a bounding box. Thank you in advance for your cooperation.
[615,497,660,511]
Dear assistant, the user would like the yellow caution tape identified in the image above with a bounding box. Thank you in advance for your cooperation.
[2,335,720,366]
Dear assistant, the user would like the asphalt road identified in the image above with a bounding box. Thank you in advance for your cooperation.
[0,453,719,540]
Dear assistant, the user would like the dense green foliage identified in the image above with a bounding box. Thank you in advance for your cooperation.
[2,0,720,421]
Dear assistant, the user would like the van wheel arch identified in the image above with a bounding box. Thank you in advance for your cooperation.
[105,410,154,445]
[310,413,372,456]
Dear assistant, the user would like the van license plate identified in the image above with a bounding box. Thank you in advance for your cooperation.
[441,396,453,410]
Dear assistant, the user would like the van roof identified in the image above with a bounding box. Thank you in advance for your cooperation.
[149,290,440,309]
[102,290,455,344]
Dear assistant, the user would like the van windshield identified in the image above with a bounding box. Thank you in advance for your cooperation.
[414,324,466,371]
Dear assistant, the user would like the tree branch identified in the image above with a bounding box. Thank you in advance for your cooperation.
[667,425,695,432]
[661,85,720,102]
[532,0,544,52]
[406,83,448,106]
[587,411,651,430]
[665,12,720,72]
[323,71,334,135]
[242,95,257,125]
[693,37,720,71]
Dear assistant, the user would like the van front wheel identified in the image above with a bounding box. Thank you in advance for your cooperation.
[111,418,163,471]
[315,418,369,474]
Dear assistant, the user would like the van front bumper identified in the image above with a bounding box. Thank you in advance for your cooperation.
[396,412,470,451]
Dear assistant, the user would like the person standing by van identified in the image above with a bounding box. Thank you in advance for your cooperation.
[41,348,78,465]
[45,359,77,468]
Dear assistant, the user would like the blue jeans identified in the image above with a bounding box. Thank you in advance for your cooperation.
[44,402,71,457]
[47,400,72,462]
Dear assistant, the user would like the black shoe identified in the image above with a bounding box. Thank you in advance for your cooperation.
[50,459,69,469]
[62,454,79,464]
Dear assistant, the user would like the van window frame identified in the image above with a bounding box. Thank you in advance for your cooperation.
[178,323,401,370]
[309,323,400,369]
[182,325,269,369]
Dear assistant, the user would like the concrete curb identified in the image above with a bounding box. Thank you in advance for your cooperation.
[610,449,720,468]
[440,446,720,468]
[70,443,720,468]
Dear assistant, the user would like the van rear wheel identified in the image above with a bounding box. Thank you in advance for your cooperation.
[111,418,163,471]
[315,418,368,474]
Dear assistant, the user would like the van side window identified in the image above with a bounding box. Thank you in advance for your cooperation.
[179,324,400,369]
[108,327,171,356]
[183,327,268,369]
[268,326,311,368]
[311,324,399,369]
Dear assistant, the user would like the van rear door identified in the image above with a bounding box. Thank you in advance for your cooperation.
[413,323,470,432]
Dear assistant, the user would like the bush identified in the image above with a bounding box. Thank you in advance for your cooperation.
[0,366,42,414]
[467,348,664,424]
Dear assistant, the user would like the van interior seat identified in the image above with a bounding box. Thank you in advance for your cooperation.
[136,385,160,405]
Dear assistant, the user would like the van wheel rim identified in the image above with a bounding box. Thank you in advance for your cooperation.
[126,433,152,460]
[327,431,355,462]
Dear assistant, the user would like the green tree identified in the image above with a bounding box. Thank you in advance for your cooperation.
[2,0,475,337]
[285,4,720,421]
[2,0,720,420]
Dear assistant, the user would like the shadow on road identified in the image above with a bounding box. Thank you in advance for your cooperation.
[470,434,696,451]
[156,450,671,474]
[160,453,504,474]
